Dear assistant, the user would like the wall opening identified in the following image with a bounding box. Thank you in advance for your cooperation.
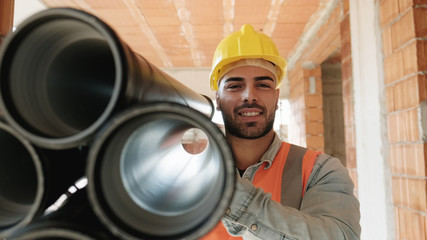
[321,55,346,166]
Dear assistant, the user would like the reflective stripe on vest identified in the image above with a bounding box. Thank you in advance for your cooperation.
[200,142,320,240]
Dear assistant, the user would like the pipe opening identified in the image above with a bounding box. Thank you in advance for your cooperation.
[0,128,38,228]
[119,120,220,218]
[7,18,116,138]
[181,128,208,155]
[91,106,233,238]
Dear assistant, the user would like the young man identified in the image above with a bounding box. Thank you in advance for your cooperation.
[202,24,361,239]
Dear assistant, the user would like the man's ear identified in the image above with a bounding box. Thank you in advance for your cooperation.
[275,88,280,110]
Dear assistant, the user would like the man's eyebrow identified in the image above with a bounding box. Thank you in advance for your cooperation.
[255,76,275,82]
[223,77,244,83]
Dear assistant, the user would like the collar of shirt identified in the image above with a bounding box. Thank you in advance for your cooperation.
[239,132,283,181]
[258,132,282,169]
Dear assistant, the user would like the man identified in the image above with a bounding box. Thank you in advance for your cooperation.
[202,24,361,239]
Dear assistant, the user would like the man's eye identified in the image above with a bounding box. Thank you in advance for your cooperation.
[258,83,272,88]
[227,84,242,89]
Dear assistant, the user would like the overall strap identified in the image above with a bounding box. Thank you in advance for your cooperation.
[281,144,319,209]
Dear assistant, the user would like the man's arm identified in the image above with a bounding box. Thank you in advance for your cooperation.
[221,155,361,240]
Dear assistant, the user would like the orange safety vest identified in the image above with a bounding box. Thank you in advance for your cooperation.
[201,142,320,240]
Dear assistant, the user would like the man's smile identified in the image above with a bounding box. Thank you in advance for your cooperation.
[240,111,261,117]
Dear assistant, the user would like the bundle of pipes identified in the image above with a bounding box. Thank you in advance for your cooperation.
[0,8,235,240]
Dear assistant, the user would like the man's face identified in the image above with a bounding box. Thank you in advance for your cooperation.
[216,65,280,139]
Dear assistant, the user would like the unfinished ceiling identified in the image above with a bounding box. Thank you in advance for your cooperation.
[29,0,339,98]
[39,0,331,68]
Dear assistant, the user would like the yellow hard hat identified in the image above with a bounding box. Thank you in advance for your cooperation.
[209,24,287,91]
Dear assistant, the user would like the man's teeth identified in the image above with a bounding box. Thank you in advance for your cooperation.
[241,112,260,117]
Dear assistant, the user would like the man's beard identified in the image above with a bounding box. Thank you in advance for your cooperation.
[220,103,275,139]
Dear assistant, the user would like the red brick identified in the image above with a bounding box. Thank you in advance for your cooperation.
[393,109,421,142]
[388,113,399,143]
[393,75,420,110]
[404,143,426,177]
[407,178,426,212]
[306,121,324,135]
[391,9,415,49]
[407,209,427,240]
[417,40,427,72]
[415,75,426,104]
[0,0,14,36]
[306,135,324,150]
[414,8,427,38]
[398,0,414,13]
[395,207,401,237]
[390,109,420,142]
[414,0,427,5]
[340,31,352,61]
[305,94,323,107]
[384,50,404,84]
[303,66,322,78]
[389,144,404,174]
[392,176,403,205]
[380,0,400,27]
[340,13,351,40]
[342,0,350,16]
[382,26,393,56]
[403,41,419,76]
[305,108,323,121]
[386,85,395,113]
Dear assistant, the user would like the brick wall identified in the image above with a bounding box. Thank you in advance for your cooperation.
[380,0,427,239]
[288,0,358,195]
[287,0,358,193]
[288,3,341,150]
[288,62,307,147]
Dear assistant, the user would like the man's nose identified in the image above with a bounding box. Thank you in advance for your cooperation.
[242,86,257,102]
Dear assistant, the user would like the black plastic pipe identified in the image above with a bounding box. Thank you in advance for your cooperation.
[8,188,120,240]
[0,8,214,149]
[86,103,235,240]
[0,121,85,238]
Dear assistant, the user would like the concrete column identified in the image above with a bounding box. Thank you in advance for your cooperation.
[349,0,394,239]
